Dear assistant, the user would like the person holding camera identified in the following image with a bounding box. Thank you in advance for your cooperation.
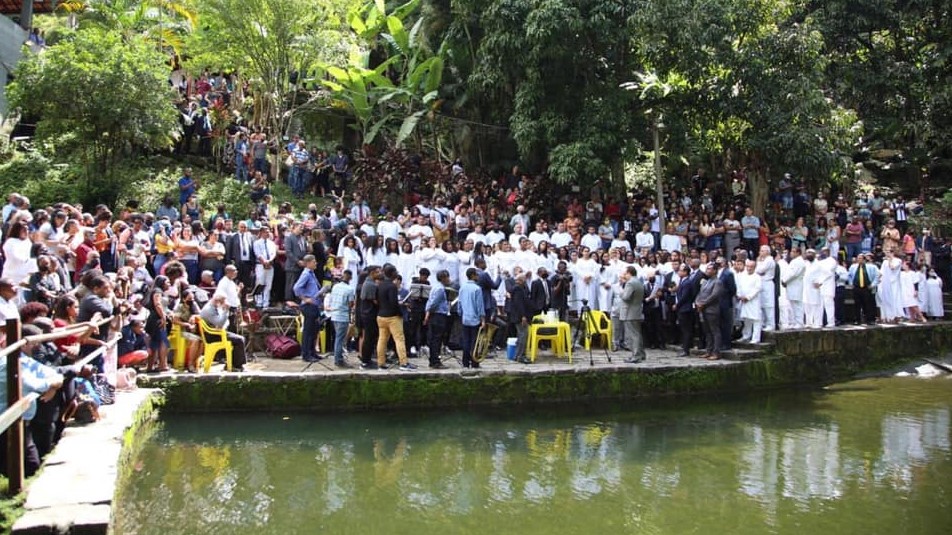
[550,261,572,321]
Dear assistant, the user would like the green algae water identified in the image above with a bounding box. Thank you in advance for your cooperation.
[115,377,952,534]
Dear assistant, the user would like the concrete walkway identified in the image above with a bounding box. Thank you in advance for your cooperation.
[12,389,158,535]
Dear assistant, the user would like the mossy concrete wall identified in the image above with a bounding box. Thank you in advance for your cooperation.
[146,322,952,413]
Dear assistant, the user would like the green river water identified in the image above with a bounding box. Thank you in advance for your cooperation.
[115,377,952,534]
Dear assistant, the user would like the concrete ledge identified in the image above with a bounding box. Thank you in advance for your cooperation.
[12,389,160,535]
[142,322,952,412]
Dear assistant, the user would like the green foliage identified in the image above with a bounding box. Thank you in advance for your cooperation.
[8,27,179,206]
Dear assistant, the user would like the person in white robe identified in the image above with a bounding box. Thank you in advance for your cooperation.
[802,250,826,328]
[899,259,925,322]
[756,245,777,331]
[923,269,944,319]
[782,247,806,329]
[817,248,837,326]
[876,252,903,323]
[776,252,792,329]
[573,249,600,310]
[736,259,763,343]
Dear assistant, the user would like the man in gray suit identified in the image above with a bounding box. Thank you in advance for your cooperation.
[283,222,308,302]
[619,265,646,363]
[694,263,724,360]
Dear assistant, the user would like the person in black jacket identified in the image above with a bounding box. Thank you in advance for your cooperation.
[717,257,737,351]
[675,265,698,357]
[508,274,532,364]
[530,267,551,317]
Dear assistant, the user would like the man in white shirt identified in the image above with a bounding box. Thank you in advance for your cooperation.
[550,222,572,248]
[252,227,277,308]
[580,225,602,251]
[509,222,528,250]
[781,247,806,328]
[509,205,530,235]
[407,215,433,250]
[802,249,828,328]
[528,221,550,248]
[359,217,377,237]
[216,265,242,309]
[376,212,401,241]
[755,245,777,331]
[467,224,487,247]
[484,224,506,247]
[736,259,763,343]
[610,230,632,253]
[348,194,371,223]
[635,223,655,254]
[817,247,837,326]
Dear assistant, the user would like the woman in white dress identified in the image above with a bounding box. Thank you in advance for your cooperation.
[457,239,475,287]
[826,223,841,261]
[596,253,616,312]
[536,241,557,273]
[573,246,600,310]
[441,240,461,289]
[876,252,903,323]
[899,259,925,322]
[339,235,364,288]
[366,235,388,267]
[395,241,417,290]
[416,237,444,277]
[924,269,945,319]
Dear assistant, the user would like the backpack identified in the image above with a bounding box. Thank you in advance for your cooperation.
[266,334,300,359]
[62,377,101,424]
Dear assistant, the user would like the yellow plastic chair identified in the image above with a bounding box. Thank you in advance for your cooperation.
[583,309,612,350]
[169,324,187,370]
[528,323,566,362]
[198,318,233,372]
[295,314,327,354]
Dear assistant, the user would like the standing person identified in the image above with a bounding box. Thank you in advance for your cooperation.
[376,265,416,371]
[550,261,572,321]
[325,270,355,367]
[225,221,256,303]
[619,266,646,363]
[817,247,837,326]
[508,274,532,364]
[848,253,878,325]
[76,275,115,372]
[234,132,249,182]
[253,227,277,308]
[694,263,724,360]
[458,268,486,369]
[674,265,697,357]
[283,223,308,302]
[716,257,737,352]
[741,208,761,257]
[178,167,198,206]
[643,269,665,349]
[802,249,824,327]
[877,250,903,323]
[357,266,381,369]
[782,247,806,328]
[756,245,777,331]
[293,255,324,363]
[423,270,451,369]
[530,266,551,316]
[737,259,763,343]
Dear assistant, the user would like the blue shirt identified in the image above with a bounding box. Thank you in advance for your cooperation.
[178,176,196,205]
[458,280,485,327]
[293,269,321,302]
[0,355,59,421]
[741,215,761,239]
[425,284,450,316]
[326,282,355,323]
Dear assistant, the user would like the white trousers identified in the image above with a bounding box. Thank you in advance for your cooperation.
[822,296,835,326]
[804,302,823,328]
[743,319,762,343]
[761,305,776,330]
[255,265,274,308]
[788,300,804,329]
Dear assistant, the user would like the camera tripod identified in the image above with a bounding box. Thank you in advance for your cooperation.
[572,300,612,367]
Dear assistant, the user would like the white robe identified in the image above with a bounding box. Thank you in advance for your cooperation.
[572,258,600,310]
[597,268,616,312]
[899,270,919,309]
[877,257,903,321]
[924,277,944,318]
[736,271,763,320]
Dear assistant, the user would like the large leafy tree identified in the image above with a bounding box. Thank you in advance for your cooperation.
[8,28,179,205]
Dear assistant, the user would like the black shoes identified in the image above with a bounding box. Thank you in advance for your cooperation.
[359,361,378,370]
[624,357,645,364]
[429,362,448,369]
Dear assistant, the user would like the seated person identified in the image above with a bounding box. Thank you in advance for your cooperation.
[117,319,150,369]
[171,291,202,373]
[199,293,247,371]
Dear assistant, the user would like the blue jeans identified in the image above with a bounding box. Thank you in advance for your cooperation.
[300,304,321,360]
[845,243,861,262]
[461,324,479,367]
[235,157,248,182]
[333,320,349,364]
[182,259,199,285]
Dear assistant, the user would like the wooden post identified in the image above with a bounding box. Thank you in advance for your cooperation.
[5,318,23,494]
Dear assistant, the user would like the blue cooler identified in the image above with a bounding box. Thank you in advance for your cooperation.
[506,338,518,360]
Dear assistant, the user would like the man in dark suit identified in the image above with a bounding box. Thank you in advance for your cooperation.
[694,263,724,360]
[717,257,737,352]
[619,266,646,363]
[474,258,502,319]
[283,222,308,302]
[530,267,551,317]
[508,274,532,363]
[675,265,697,357]
[225,220,256,302]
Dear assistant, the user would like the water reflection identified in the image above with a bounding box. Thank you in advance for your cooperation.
[116,379,952,535]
